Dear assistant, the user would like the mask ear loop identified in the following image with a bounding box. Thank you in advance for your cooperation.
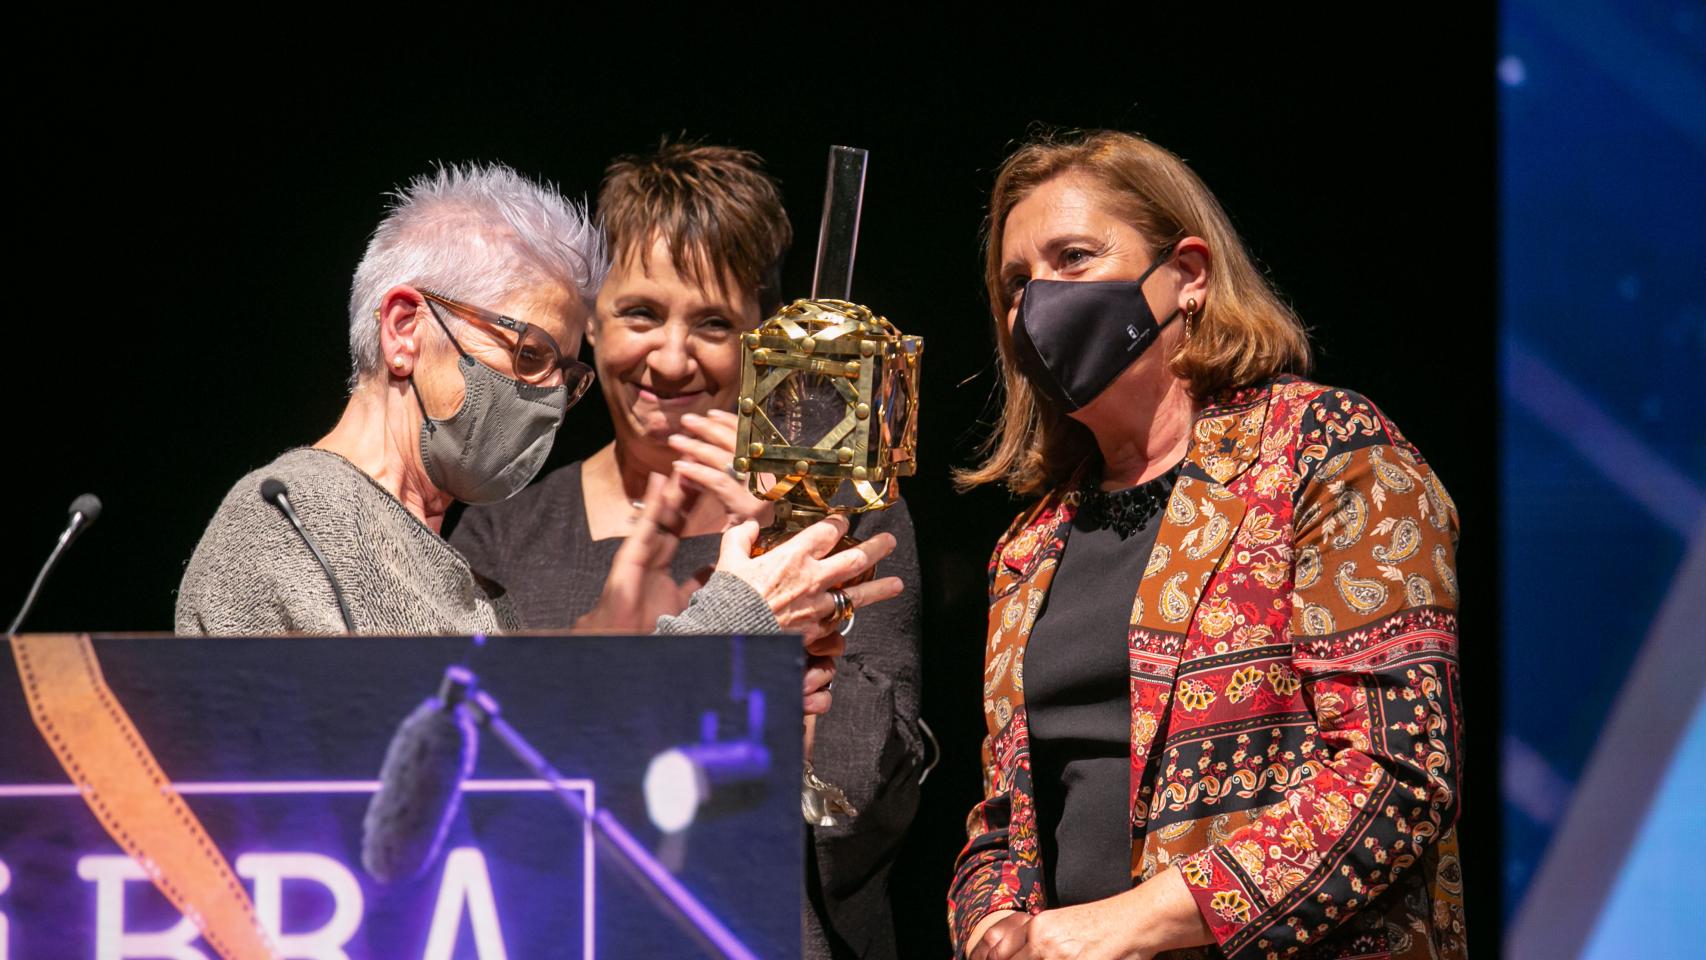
[1140,241,1183,330]
[409,297,478,436]
[1144,241,1180,274]
[408,375,436,435]
[421,296,474,360]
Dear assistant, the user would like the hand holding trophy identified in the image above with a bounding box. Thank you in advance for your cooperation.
[731,146,923,826]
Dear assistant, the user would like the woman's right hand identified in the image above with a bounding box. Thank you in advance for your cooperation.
[714,515,903,643]
[576,471,707,633]
[969,911,1032,960]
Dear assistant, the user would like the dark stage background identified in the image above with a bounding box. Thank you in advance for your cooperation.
[11,12,1495,957]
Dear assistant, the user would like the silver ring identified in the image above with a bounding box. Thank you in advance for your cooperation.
[726,463,748,481]
[828,588,853,622]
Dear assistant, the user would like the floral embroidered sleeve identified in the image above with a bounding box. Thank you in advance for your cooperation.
[1176,392,1464,958]
[946,731,1031,955]
[947,508,1052,957]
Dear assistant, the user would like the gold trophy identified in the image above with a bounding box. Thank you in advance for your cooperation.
[733,146,923,825]
[734,301,921,548]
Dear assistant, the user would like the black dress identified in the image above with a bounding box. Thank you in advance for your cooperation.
[1023,466,1177,908]
[450,460,924,959]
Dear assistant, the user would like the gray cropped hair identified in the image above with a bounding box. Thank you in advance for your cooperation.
[347,162,607,386]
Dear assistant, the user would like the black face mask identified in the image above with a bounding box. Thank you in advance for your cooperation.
[1010,246,1179,412]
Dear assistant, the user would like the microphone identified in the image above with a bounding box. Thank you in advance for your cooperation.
[259,478,356,634]
[361,666,478,884]
[7,494,102,635]
[361,658,763,959]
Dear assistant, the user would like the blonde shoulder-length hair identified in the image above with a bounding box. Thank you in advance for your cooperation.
[955,130,1312,497]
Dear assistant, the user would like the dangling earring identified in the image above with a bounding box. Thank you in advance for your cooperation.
[1184,298,1199,340]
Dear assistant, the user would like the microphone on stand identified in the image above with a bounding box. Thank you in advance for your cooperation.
[361,665,478,884]
[259,478,356,634]
[7,494,102,635]
[361,659,761,960]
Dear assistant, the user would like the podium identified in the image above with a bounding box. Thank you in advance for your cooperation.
[0,633,804,959]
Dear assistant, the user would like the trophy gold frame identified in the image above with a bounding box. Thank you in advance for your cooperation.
[733,297,922,550]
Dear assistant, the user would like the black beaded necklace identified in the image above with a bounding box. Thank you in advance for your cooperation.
[1075,462,1182,540]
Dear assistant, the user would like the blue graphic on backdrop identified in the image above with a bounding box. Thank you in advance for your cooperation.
[1500,1,1706,957]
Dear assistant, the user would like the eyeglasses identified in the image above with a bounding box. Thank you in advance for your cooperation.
[418,289,595,403]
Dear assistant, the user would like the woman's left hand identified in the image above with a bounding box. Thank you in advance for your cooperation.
[1011,869,1211,960]
[714,515,902,643]
[1008,899,1143,960]
[667,410,772,526]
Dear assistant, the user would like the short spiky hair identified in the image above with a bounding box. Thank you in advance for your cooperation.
[597,140,792,314]
[346,162,606,386]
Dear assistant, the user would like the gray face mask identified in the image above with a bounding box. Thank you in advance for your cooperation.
[412,354,567,505]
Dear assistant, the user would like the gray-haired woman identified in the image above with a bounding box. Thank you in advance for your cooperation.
[175,163,899,692]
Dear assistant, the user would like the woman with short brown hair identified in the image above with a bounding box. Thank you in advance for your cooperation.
[951,130,1465,960]
[454,141,924,960]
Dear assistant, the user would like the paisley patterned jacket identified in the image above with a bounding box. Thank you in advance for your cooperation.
[948,377,1467,960]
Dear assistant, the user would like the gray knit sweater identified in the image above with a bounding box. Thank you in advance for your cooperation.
[176,448,777,637]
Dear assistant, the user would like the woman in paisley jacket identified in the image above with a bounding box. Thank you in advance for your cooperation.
[950,130,1466,960]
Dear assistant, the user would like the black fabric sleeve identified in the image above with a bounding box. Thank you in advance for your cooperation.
[807,498,925,940]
